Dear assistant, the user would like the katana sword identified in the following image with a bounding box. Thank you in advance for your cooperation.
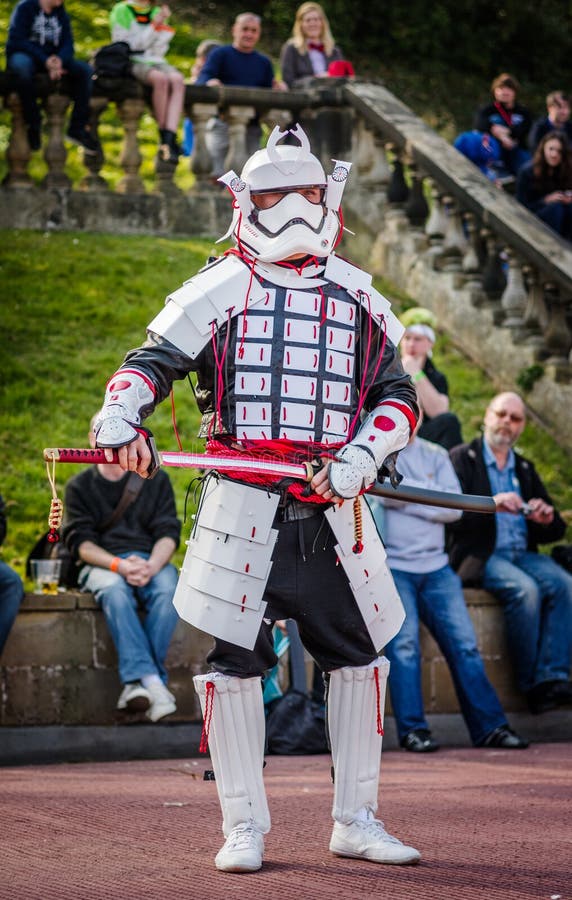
[43,446,496,513]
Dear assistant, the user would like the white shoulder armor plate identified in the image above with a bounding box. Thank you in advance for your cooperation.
[147,255,267,359]
[324,253,404,346]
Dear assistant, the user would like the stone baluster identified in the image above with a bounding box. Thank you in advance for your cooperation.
[190,103,219,187]
[481,229,507,316]
[224,105,256,175]
[462,212,485,305]
[43,91,71,190]
[368,133,392,187]
[116,97,146,194]
[3,92,33,189]
[542,284,572,379]
[404,165,429,228]
[440,196,467,271]
[521,266,548,356]
[386,146,409,204]
[425,180,447,246]
[500,248,527,331]
[354,118,374,176]
[80,97,109,192]
[155,149,181,196]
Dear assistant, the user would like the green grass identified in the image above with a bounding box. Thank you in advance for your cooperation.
[2,230,571,592]
[0,230,222,581]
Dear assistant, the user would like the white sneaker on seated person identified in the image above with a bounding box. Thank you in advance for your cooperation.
[141,675,177,722]
[116,681,151,713]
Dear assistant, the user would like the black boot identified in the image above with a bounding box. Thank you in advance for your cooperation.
[158,129,180,164]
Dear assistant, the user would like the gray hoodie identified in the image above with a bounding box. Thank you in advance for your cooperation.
[368,437,462,573]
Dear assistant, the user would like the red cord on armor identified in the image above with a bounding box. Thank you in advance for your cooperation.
[352,496,363,554]
[347,292,388,441]
[374,666,384,736]
[170,389,183,451]
[199,680,215,753]
[211,309,233,434]
[205,438,341,502]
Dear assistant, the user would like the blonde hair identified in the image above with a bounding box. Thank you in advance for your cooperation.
[291,2,335,56]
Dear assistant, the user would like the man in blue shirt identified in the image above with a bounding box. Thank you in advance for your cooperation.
[448,392,572,715]
[195,11,286,177]
[6,0,98,153]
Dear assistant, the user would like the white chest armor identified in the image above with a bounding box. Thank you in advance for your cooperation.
[233,282,357,444]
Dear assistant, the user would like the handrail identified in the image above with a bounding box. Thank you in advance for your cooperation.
[344,81,572,297]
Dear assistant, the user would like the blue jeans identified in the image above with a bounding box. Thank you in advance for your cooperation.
[0,561,24,656]
[482,550,572,693]
[385,565,507,746]
[79,553,179,684]
[7,52,93,130]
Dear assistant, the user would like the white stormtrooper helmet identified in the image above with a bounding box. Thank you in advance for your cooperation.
[218,124,351,263]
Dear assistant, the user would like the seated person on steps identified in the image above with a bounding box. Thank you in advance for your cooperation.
[110,1,185,164]
[447,392,572,716]
[367,410,528,753]
[62,417,181,722]
[399,307,463,451]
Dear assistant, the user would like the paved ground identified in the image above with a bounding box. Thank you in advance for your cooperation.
[2,742,571,900]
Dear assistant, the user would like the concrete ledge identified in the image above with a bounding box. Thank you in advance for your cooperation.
[2,709,572,767]
[1,587,532,729]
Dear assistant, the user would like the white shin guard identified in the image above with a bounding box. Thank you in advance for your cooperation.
[328,657,389,824]
[194,672,270,837]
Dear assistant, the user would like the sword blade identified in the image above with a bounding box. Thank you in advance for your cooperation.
[366,482,496,514]
[43,448,495,513]
[43,447,309,480]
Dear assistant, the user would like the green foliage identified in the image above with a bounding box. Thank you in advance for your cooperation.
[516,364,545,394]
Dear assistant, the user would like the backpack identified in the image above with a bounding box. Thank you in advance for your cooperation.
[265,620,329,755]
[92,42,133,79]
[26,530,79,590]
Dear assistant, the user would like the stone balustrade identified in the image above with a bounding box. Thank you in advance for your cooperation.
[0,587,526,728]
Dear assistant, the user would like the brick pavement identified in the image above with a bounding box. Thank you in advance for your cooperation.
[2,743,571,900]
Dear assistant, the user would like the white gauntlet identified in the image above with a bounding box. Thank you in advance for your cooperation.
[328,401,414,499]
[94,369,156,447]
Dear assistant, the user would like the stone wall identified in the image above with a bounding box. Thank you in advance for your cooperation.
[0,588,526,728]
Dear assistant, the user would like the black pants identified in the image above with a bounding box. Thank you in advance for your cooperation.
[207,511,377,677]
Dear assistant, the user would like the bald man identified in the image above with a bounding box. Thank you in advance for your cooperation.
[447,392,572,715]
[195,11,287,177]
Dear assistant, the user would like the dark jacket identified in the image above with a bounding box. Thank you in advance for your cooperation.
[6,0,75,66]
[447,437,566,585]
[529,117,572,152]
[474,101,532,149]
[516,160,572,213]
[62,468,181,560]
[280,41,343,88]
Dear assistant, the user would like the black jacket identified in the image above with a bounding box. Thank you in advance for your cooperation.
[447,437,566,585]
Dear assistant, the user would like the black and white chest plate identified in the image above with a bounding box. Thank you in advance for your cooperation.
[233,282,358,443]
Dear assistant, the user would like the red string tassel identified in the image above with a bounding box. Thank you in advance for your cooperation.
[199,681,215,753]
[374,667,384,736]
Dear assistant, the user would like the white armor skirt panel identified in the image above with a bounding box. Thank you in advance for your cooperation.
[325,498,405,652]
[173,478,280,650]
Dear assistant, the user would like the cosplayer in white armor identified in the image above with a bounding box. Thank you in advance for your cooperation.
[95,125,420,872]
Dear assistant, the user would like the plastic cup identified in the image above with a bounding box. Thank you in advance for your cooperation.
[30,558,62,595]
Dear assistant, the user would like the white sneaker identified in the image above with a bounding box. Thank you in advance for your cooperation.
[215,822,265,873]
[117,682,151,713]
[330,810,420,865]
[145,681,177,722]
